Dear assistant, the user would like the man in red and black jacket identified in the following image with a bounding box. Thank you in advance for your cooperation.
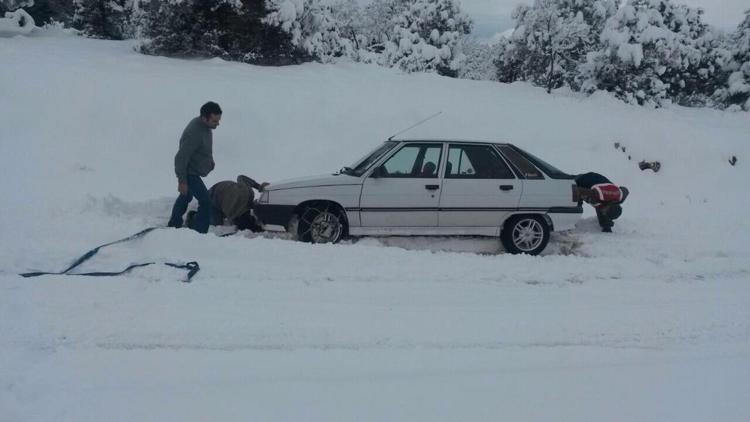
[574,172,629,233]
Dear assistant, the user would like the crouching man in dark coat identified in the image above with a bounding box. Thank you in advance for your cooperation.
[574,172,629,233]
[208,175,269,232]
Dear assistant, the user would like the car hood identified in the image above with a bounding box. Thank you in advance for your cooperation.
[267,174,362,191]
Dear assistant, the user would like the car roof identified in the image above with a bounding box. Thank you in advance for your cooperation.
[389,138,512,146]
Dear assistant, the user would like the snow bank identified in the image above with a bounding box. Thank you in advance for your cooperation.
[0,8,35,37]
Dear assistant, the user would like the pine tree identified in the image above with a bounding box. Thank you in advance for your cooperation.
[138,0,304,65]
[73,0,131,40]
[714,10,750,110]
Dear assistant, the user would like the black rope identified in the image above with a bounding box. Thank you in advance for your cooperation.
[19,227,200,283]
[164,261,200,282]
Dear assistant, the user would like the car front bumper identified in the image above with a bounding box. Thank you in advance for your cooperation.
[254,204,296,227]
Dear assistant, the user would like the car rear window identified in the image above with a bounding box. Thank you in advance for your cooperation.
[512,146,574,179]
[496,145,544,179]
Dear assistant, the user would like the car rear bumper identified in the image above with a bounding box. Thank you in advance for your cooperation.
[254,204,296,227]
[547,205,583,231]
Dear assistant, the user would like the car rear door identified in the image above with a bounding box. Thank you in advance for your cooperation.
[438,143,522,228]
[359,143,443,227]
[495,145,550,208]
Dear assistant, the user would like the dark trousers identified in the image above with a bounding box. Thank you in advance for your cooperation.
[595,206,614,231]
[168,175,210,233]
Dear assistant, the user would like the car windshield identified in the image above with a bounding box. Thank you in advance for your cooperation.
[346,141,398,176]
[511,145,573,179]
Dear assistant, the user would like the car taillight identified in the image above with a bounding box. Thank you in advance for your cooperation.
[571,184,579,202]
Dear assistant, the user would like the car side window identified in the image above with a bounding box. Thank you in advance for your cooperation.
[380,144,442,178]
[497,146,544,179]
[447,145,515,179]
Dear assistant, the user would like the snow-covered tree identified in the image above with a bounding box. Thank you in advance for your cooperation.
[331,0,366,58]
[494,36,524,82]
[264,0,362,63]
[456,37,502,81]
[579,0,721,107]
[495,0,615,91]
[714,10,750,111]
[558,0,616,45]
[73,0,131,40]
[673,26,729,107]
[507,0,590,92]
[379,0,472,76]
[359,0,405,53]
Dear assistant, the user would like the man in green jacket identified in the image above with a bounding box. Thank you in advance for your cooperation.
[205,175,269,232]
[167,101,222,233]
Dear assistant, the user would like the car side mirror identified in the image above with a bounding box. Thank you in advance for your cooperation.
[370,166,384,178]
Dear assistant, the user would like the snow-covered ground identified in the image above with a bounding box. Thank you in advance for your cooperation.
[1,31,750,421]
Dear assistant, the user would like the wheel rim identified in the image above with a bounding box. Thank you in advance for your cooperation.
[511,218,544,252]
[310,211,342,243]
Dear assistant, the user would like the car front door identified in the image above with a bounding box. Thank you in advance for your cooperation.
[360,143,443,227]
[438,144,522,228]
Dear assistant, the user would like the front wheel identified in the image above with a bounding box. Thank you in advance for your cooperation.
[501,215,550,255]
[297,204,345,244]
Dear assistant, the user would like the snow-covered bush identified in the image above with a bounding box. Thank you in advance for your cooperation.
[0,7,35,36]
[8,0,74,26]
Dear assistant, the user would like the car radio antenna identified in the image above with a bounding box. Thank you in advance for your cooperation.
[388,111,442,141]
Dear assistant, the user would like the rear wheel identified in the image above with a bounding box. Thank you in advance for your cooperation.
[297,203,345,244]
[501,215,550,255]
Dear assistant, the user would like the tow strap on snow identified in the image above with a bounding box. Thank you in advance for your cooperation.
[19,227,200,283]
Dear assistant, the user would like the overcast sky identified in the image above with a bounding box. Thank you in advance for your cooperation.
[459,0,748,39]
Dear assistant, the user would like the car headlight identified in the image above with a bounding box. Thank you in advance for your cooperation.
[259,190,269,204]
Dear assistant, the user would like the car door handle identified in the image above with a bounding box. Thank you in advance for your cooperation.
[499,185,514,191]
[425,184,440,191]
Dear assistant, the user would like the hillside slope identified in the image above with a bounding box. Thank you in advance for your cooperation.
[1,32,749,422]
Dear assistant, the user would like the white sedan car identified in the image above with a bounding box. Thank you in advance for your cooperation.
[255,139,582,255]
